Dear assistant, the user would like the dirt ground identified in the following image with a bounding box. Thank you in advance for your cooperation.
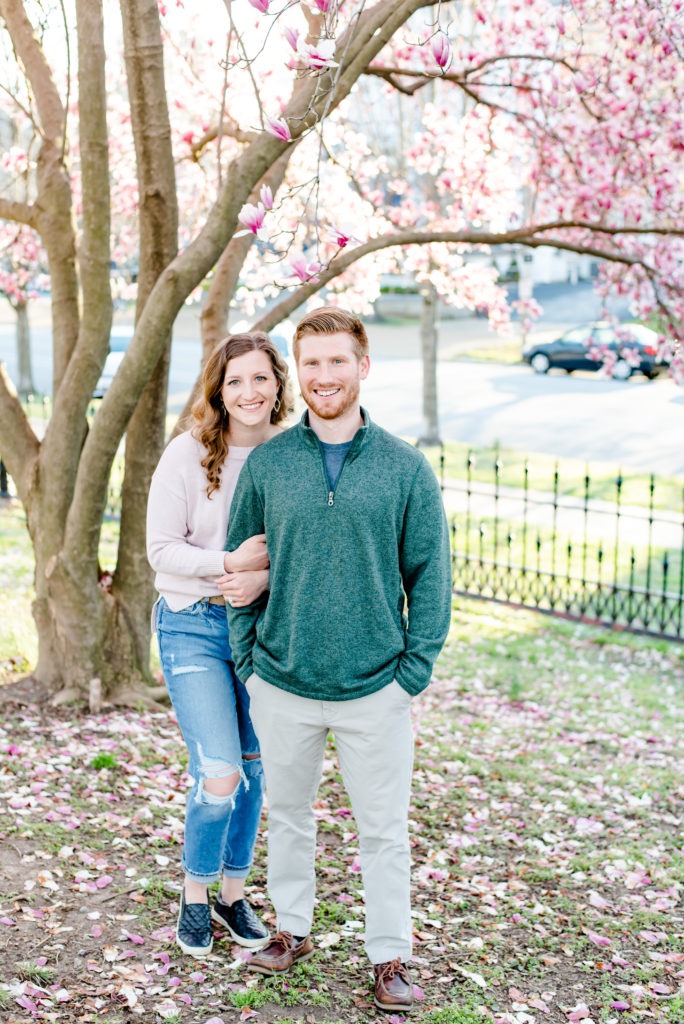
[0,606,682,1024]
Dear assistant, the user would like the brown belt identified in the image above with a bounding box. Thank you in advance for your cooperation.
[208,595,226,606]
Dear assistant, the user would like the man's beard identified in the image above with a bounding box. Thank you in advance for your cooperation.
[301,378,360,420]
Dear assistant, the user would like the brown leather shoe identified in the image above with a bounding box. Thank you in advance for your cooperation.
[373,958,414,1011]
[248,930,314,975]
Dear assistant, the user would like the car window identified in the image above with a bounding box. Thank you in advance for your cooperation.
[109,332,133,353]
[271,334,290,359]
[561,327,591,344]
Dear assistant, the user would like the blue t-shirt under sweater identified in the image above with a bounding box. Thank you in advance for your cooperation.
[320,439,353,491]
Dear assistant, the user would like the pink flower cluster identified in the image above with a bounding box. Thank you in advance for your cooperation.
[237,185,275,239]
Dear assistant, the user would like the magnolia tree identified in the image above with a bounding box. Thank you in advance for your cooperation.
[0,0,682,705]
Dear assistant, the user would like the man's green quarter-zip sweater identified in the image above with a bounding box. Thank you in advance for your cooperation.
[225,409,452,701]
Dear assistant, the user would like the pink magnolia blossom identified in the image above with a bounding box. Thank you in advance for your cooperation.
[670,354,684,387]
[260,184,274,210]
[237,201,267,237]
[265,116,292,142]
[620,346,642,368]
[326,224,360,248]
[612,954,632,967]
[287,255,321,283]
[431,32,453,72]
[306,0,331,12]
[588,343,609,365]
[247,0,269,12]
[0,146,28,174]
[282,25,299,50]
[297,38,338,70]
[567,1004,591,1022]
[596,348,617,376]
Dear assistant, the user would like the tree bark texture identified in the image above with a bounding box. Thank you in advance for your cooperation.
[417,283,441,447]
[115,0,179,672]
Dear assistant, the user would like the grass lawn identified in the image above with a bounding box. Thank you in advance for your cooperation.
[415,442,684,513]
[0,505,682,1023]
[447,338,523,365]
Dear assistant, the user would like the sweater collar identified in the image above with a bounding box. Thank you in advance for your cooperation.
[299,407,371,457]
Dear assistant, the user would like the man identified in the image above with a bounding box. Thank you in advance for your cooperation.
[225,307,451,1012]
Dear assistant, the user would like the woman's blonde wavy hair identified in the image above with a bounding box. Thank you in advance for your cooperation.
[192,331,292,497]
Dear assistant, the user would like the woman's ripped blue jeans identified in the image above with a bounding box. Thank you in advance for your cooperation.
[157,598,263,884]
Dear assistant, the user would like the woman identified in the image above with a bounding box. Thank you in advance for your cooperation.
[147,331,291,958]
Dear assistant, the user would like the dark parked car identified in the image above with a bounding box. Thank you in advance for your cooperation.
[522,321,669,380]
[93,327,134,398]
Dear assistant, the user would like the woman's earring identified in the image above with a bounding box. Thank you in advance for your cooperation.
[273,396,281,414]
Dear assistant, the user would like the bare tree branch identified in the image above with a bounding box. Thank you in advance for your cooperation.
[367,53,578,86]
[54,0,113,570]
[186,118,255,161]
[0,363,39,503]
[252,222,684,333]
[0,197,37,226]
[0,0,65,144]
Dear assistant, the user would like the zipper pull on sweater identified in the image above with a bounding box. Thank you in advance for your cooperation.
[328,491,334,507]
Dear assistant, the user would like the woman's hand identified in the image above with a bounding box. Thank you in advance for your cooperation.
[217,569,270,607]
[224,533,269,573]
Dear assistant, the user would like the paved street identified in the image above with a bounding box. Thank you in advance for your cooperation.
[361,358,684,476]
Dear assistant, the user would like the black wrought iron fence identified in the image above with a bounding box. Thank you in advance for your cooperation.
[436,448,684,641]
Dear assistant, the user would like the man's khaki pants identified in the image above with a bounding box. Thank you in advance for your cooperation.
[246,674,415,964]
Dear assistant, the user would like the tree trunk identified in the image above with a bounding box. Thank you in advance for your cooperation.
[29,556,161,705]
[25,0,121,702]
[112,0,179,677]
[417,282,441,447]
[15,298,35,397]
